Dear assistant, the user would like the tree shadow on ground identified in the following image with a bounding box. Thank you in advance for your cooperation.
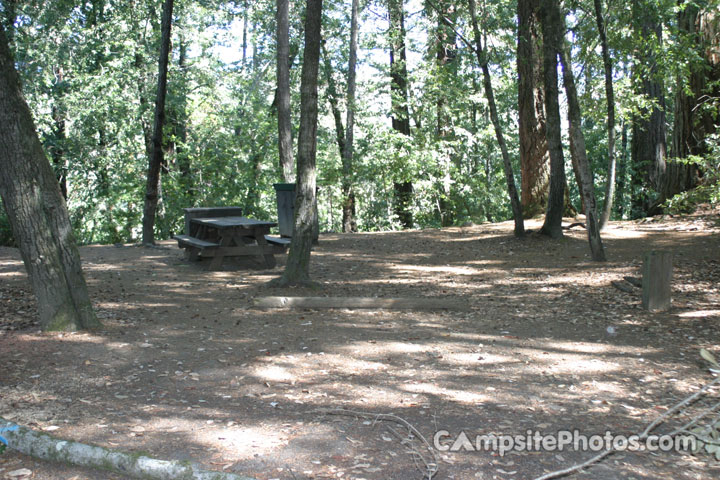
[0,218,718,479]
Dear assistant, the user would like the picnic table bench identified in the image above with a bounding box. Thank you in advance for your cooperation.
[174,215,289,270]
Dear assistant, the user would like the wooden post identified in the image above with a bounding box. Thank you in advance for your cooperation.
[642,250,673,312]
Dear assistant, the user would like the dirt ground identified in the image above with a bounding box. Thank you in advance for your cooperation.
[1,214,719,480]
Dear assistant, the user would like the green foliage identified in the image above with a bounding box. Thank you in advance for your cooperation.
[662,134,720,213]
[1,0,717,247]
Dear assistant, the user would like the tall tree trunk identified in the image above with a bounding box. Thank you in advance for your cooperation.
[468,0,525,237]
[538,0,567,238]
[273,0,323,287]
[671,2,717,192]
[616,119,629,218]
[342,0,360,233]
[388,0,413,229]
[594,0,617,230]
[0,25,100,331]
[431,0,458,227]
[142,0,173,245]
[631,1,668,215]
[558,34,607,261]
[276,0,295,183]
[517,0,549,218]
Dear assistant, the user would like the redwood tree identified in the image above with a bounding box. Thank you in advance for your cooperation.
[517,0,549,219]
[0,24,100,331]
[670,2,717,194]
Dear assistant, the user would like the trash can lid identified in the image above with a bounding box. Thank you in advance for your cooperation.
[273,183,296,191]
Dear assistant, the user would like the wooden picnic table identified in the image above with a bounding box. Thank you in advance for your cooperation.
[174,216,289,270]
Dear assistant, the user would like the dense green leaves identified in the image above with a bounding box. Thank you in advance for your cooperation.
[0,0,717,246]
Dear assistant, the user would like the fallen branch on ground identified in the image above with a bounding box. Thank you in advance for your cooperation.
[315,408,439,480]
[533,375,720,480]
[611,280,636,294]
[0,417,256,480]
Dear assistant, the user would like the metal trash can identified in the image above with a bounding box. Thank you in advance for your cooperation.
[273,183,296,238]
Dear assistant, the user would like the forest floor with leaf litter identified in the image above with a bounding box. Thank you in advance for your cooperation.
[1,213,719,480]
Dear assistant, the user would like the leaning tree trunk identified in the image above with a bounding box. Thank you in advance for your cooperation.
[538,0,567,239]
[276,0,295,183]
[342,0,360,233]
[517,0,550,218]
[272,0,323,287]
[559,38,607,261]
[468,0,525,237]
[142,0,174,245]
[594,0,617,230]
[0,24,100,331]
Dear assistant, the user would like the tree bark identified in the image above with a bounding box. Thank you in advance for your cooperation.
[142,0,173,245]
[517,0,550,219]
[538,0,567,239]
[273,0,323,287]
[671,2,717,193]
[468,0,524,237]
[276,0,295,183]
[631,1,668,215]
[0,25,99,331]
[594,0,617,230]
[388,0,413,229]
[342,0,360,233]
[558,36,607,261]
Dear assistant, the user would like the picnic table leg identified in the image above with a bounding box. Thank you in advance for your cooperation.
[207,233,231,270]
[255,228,276,269]
[186,247,200,261]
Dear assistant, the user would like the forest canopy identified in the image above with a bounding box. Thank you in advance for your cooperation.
[0,0,718,246]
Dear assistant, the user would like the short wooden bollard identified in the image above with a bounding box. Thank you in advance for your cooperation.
[642,250,673,312]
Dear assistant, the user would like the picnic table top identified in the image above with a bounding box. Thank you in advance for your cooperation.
[191,216,277,229]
